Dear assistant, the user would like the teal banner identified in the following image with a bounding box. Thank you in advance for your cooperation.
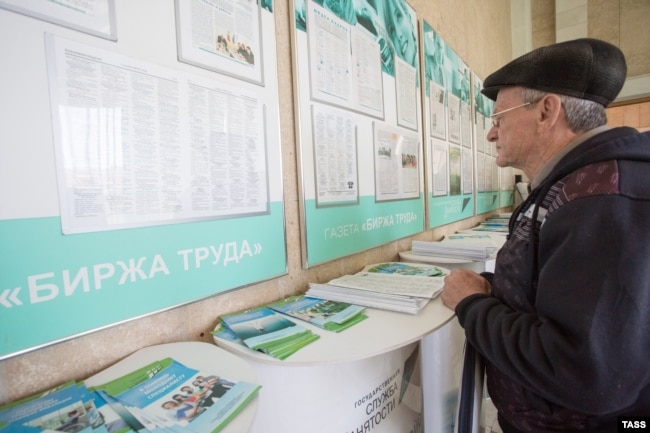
[428,194,474,228]
[499,190,515,208]
[304,196,425,266]
[0,203,287,359]
[476,192,500,214]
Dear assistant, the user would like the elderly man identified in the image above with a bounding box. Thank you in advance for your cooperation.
[442,38,650,432]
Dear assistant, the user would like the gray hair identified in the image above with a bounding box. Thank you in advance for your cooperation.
[522,88,607,132]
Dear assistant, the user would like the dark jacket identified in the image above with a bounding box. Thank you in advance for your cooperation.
[456,127,650,432]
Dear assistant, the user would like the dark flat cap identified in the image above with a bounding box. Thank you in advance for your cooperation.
[482,38,627,106]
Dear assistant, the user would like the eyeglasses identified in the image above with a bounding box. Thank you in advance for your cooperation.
[490,102,531,128]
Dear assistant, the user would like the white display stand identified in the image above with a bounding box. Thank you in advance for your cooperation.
[85,342,258,433]
[214,298,455,433]
[400,255,486,433]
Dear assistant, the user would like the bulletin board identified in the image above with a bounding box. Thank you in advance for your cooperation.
[0,0,286,360]
[472,73,501,214]
[421,20,478,228]
[292,0,425,267]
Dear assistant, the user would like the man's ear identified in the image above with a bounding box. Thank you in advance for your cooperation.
[538,94,563,127]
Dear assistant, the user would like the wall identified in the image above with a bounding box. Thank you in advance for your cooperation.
[608,101,650,132]
[532,1,650,130]
[532,0,650,87]
[589,0,650,77]
[0,0,512,404]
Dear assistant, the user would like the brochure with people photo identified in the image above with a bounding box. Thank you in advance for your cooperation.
[89,358,260,433]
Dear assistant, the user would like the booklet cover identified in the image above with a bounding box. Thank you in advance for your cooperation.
[266,295,368,332]
[92,390,143,433]
[220,307,320,360]
[0,381,106,433]
[362,262,444,276]
[91,358,260,433]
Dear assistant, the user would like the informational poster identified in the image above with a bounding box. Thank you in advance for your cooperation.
[473,73,500,214]
[293,0,424,267]
[373,124,420,201]
[422,20,475,228]
[0,0,116,40]
[305,1,384,119]
[431,141,448,197]
[47,35,270,234]
[395,56,418,130]
[429,81,446,140]
[0,3,285,360]
[448,93,461,144]
[312,105,358,206]
[449,146,462,196]
[175,0,264,85]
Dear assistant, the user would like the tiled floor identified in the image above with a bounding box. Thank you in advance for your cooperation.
[481,397,503,433]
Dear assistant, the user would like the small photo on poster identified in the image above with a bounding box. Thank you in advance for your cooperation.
[176,0,264,85]
[448,93,461,145]
[373,123,421,202]
[431,140,448,196]
[448,145,461,196]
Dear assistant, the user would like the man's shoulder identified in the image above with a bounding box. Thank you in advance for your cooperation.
[547,154,650,214]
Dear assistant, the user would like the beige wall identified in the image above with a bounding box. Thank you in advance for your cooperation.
[0,0,512,405]
[589,0,650,77]
[532,0,556,48]
[532,0,650,125]
[532,0,650,77]
[608,101,650,131]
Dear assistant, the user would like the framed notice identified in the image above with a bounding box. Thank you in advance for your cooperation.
[175,0,264,85]
[0,0,116,40]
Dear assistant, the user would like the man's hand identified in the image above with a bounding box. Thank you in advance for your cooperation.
[441,268,491,310]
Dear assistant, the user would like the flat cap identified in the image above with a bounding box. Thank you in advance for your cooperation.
[482,38,627,107]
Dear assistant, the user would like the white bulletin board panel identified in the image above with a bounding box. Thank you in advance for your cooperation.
[293,0,425,267]
[421,20,478,228]
[472,72,500,214]
[0,0,286,360]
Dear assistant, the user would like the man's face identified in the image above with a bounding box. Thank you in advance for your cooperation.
[487,87,537,171]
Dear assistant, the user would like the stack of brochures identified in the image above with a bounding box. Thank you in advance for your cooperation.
[214,306,321,360]
[305,262,447,315]
[464,216,509,233]
[266,295,368,332]
[0,357,260,433]
[412,236,499,260]
[0,380,108,433]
